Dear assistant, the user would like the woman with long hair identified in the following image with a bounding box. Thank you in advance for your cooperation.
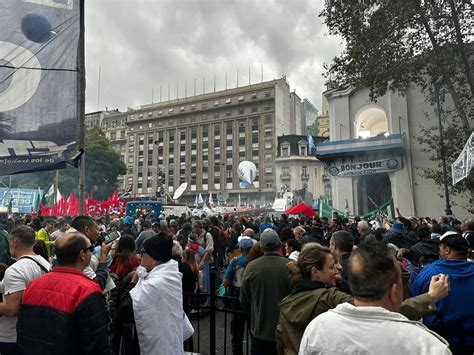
[109,234,141,280]
[276,244,352,355]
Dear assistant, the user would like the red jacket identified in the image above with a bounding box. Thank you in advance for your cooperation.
[17,267,110,355]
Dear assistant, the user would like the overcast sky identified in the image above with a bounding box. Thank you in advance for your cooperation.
[84,0,341,114]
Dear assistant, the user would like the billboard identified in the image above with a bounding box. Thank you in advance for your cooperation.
[0,187,42,214]
[0,0,80,175]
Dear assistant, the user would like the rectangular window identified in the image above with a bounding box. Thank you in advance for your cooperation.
[225,98,231,104]
[168,108,174,114]
[238,96,244,101]
[148,122,153,128]
[214,100,219,106]
[251,93,257,99]
[251,106,257,112]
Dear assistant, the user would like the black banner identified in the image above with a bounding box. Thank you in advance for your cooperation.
[0,0,80,175]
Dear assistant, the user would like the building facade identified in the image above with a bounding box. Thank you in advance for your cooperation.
[275,135,330,205]
[85,109,121,130]
[99,78,326,206]
[318,85,470,218]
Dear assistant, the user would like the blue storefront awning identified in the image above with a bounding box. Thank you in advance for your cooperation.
[316,134,403,158]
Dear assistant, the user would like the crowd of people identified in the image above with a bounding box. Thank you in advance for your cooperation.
[0,208,473,355]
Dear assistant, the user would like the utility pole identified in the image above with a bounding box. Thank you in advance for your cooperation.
[78,0,86,214]
[435,85,451,211]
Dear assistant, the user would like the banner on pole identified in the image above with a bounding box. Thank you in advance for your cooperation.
[452,132,474,185]
[317,198,395,220]
[0,0,80,175]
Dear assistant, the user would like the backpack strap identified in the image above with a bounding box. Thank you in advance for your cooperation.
[19,256,49,274]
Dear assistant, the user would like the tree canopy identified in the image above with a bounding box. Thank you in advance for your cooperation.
[321,0,473,130]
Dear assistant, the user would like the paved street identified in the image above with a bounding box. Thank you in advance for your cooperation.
[188,308,250,355]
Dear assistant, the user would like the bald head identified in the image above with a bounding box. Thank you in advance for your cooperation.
[55,232,91,268]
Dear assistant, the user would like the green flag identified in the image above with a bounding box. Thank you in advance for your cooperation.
[34,189,41,212]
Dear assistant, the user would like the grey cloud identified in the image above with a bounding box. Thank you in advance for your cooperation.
[85,0,341,113]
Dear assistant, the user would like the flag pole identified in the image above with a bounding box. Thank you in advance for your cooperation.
[78,0,86,214]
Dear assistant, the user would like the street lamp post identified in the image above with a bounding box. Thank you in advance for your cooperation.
[435,85,451,212]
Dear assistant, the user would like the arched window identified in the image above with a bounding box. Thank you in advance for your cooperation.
[354,104,388,138]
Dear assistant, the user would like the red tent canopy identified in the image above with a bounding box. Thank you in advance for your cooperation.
[284,203,316,217]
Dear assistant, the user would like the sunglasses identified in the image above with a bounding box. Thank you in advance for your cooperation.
[83,245,95,253]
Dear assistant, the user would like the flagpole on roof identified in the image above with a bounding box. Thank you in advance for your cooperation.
[78,0,86,214]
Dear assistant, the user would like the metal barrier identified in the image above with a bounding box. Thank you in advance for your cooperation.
[184,267,250,355]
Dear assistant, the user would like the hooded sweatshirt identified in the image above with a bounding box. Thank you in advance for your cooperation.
[411,259,474,350]
[276,279,353,355]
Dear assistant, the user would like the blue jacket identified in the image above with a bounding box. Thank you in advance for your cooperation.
[411,259,474,349]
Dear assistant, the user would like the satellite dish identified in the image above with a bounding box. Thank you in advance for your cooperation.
[237,161,257,186]
[173,182,188,200]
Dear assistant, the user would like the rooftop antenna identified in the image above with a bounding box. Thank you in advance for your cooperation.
[237,69,239,88]
[151,88,154,104]
[249,66,251,86]
[203,77,205,94]
[261,63,263,83]
[225,72,227,90]
[168,83,170,101]
[214,74,216,92]
[159,85,162,102]
[194,78,196,96]
[185,80,187,98]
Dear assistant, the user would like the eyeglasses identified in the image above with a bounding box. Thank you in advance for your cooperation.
[83,245,95,253]
[139,248,147,256]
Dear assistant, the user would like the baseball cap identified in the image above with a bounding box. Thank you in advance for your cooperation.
[440,231,469,252]
[238,236,255,249]
[260,229,281,250]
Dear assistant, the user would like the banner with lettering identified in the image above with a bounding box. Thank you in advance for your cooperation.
[0,0,80,175]
[328,158,401,177]
[452,132,473,185]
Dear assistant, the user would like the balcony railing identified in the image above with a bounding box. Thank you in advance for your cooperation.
[280,173,291,180]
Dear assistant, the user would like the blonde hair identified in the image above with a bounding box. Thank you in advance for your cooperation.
[293,226,305,236]
[286,244,331,280]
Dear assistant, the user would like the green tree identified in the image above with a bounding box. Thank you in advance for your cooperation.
[320,0,473,207]
[83,127,126,200]
[9,127,126,200]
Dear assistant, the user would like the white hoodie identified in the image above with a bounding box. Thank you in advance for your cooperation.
[130,260,193,355]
